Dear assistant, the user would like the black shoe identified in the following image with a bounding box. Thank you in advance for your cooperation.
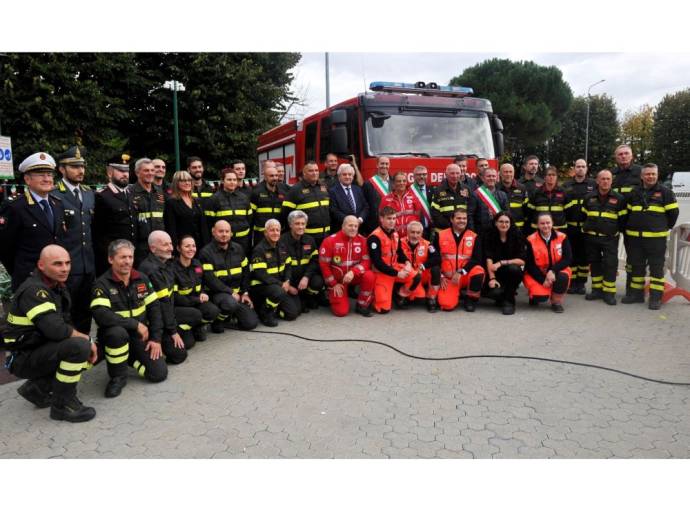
[193,326,207,342]
[603,294,617,306]
[502,303,515,315]
[50,396,96,423]
[585,290,603,301]
[394,295,409,310]
[355,305,372,317]
[648,297,662,310]
[210,321,225,334]
[463,300,476,312]
[260,310,278,327]
[529,297,538,306]
[570,283,586,295]
[17,379,52,409]
[551,304,564,313]
[621,292,645,304]
[104,375,128,398]
[426,298,438,313]
[306,295,320,310]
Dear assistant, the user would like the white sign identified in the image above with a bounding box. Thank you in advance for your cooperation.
[0,136,13,179]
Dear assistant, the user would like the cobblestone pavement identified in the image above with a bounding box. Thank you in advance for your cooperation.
[1,286,689,458]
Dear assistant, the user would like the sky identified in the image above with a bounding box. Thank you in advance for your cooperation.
[287,52,690,122]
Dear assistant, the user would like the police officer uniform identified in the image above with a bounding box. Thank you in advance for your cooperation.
[581,189,627,305]
[250,237,299,326]
[198,239,259,332]
[281,179,331,248]
[93,155,137,275]
[279,231,323,311]
[206,188,253,254]
[51,146,96,333]
[3,270,95,422]
[129,181,166,264]
[171,257,220,342]
[621,181,679,309]
[90,268,168,385]
[563,176,596,294]
[139,254,190,362]
[0,153,67,291]
[250,181,289,247]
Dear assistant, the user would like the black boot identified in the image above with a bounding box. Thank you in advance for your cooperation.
[17,378,52,409]
[394,294,409,310]
[193,326,207,342]
[602,293,617,306]
[104,375,128,398]
[210,320,225,334]
[621,290,645,304]
[50,395,96,423]
[502,302,516,315]
[648,295,662,310]
[260,309,278,327]
[585,289,603,301]
[355,304,372,317]
[463,299,477,312]
[426,298,438,313]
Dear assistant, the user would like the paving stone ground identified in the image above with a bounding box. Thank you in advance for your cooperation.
[1,282,689,459]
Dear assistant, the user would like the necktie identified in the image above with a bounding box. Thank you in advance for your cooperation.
[73,187,82,207]
[40,199,54,228]
[345,186,356,212]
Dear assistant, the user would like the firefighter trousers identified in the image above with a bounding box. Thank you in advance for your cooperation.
[567,228,589,285]
[211,292,259,330]
[96,326,167,382]
[67,272,95,334]
[585,234,619,297]
[438,265,485,311]
[626,237,667,299]
[327,270,375,317]
[175,302,219,346]
[250,284,300,321]
[523,268,571,304]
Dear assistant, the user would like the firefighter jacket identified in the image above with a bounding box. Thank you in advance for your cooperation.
[525,231,572,283]
[318,230,371,287]
[497,180,528,228]
[563,178,596,229]
[581,190,627,237]
[93,184,138,264]
[625,183,679,238]
[430,179,472,232]
[379,190,423,236]
[51,179,95,275]
[171,258,204,307]
[434,228,482,277]
[2,271,73,350]
[207,189,253,241]
[250,238,292,287]
[129,182,166,249]
[281,179,331,237]
[527,185,568,230]
[250,182,289,235]
[399,237,439,271]
[367,226,405,277]
[90,269,163,341]
[612,164,642,197]
[0,191,66,288]
[198,240,250,295]
[279,231,319,282]
[138,254,178,336]
[192,180,216,211]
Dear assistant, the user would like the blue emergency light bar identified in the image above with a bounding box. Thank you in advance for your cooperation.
[369,81,474,97]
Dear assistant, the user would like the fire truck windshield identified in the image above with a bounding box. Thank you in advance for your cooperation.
[365,111,494,158]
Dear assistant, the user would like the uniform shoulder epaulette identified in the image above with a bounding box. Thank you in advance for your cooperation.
[81,184,91,191]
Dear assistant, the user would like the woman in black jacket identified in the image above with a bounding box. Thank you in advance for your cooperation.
[482,211,526,315]
[164,171,209,250]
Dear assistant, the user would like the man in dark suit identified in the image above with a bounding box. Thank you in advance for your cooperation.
[329,163,369,235]
[51,145,96,334]
[0,152,66,291]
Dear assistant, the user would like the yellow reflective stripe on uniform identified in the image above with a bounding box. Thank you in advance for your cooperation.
[215,209,233,216]
[229,267,243,275]
[241,258,248,267]
[297,201,319,209]
[305,226,330,234]
[177,287,193,295]
[202,263,214,271]
[115,305,146,318]
[266,298,279,308]
[665,202,679,210]
[144,292,157,305]
[600,212,618,219]
[234,228,250,237]
[509,202,523,208]
[438,205,456,212]
[204,210,216,217]
[7,313,32,326]
[105,344,129,356]
[564,200,577,209]
[179,324,193,331]
[151,211,163,218]
[107,354,128,364]
[26,302,57,320]
[156,288,171,299]
[255,207,274,213]
[59,361,88,372]
[266,265,286,274]
[645,205,666,213]
[282,200,296,208]
[535,205,564,211]
[90,297,112,308]
[251,262,268,270]
[625,230,669,238]
[628,205,643,211]
[55,372,82,384]
[133,360,146,377]
[215,270,229,277]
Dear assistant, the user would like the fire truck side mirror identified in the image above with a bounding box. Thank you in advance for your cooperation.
[492,115,505,158]
[331,109,347,125]
[331,126,348,155]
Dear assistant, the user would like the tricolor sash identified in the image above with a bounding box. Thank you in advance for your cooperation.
[411,183,432,224]
[369,175,389,198]
[476,185,501,217]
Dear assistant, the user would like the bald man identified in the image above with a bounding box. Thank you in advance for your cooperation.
[3,245,97,422]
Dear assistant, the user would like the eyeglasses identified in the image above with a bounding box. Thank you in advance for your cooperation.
[179,179,192,182]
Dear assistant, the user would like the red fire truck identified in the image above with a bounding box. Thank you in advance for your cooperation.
[256,81,504,185]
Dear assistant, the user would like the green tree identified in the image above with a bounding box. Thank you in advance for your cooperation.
[449,58,573,158]
[620,104,655,163]
[547,94,619,173]
[652,88,690,175]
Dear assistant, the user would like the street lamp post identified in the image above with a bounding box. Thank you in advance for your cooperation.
[584,79,605,163]
[163,80,186,172]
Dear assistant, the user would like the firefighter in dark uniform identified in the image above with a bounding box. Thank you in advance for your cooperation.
[280,210,324,311]
[497,163,528,232]
[621,163,679,310]
[90,239,167,398]
[93,154,138,275]
[281,161,331,248]
[188,156,215,209]
[527,166,568,234]
[231,160,255,199]
[250,219,300,327]
[129,158,166,265]
[138,231,189,362]
[250,163,289,247]
[611,144,643,295]
[2,245,96,422]
[172,234,220,342]
[563,158,596,294]
[581,169,627,305]
[430,163,473,236]
[198,220,258,333]
[0,152,66,291]
[207,168,253,254]
[50,145,96,333]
